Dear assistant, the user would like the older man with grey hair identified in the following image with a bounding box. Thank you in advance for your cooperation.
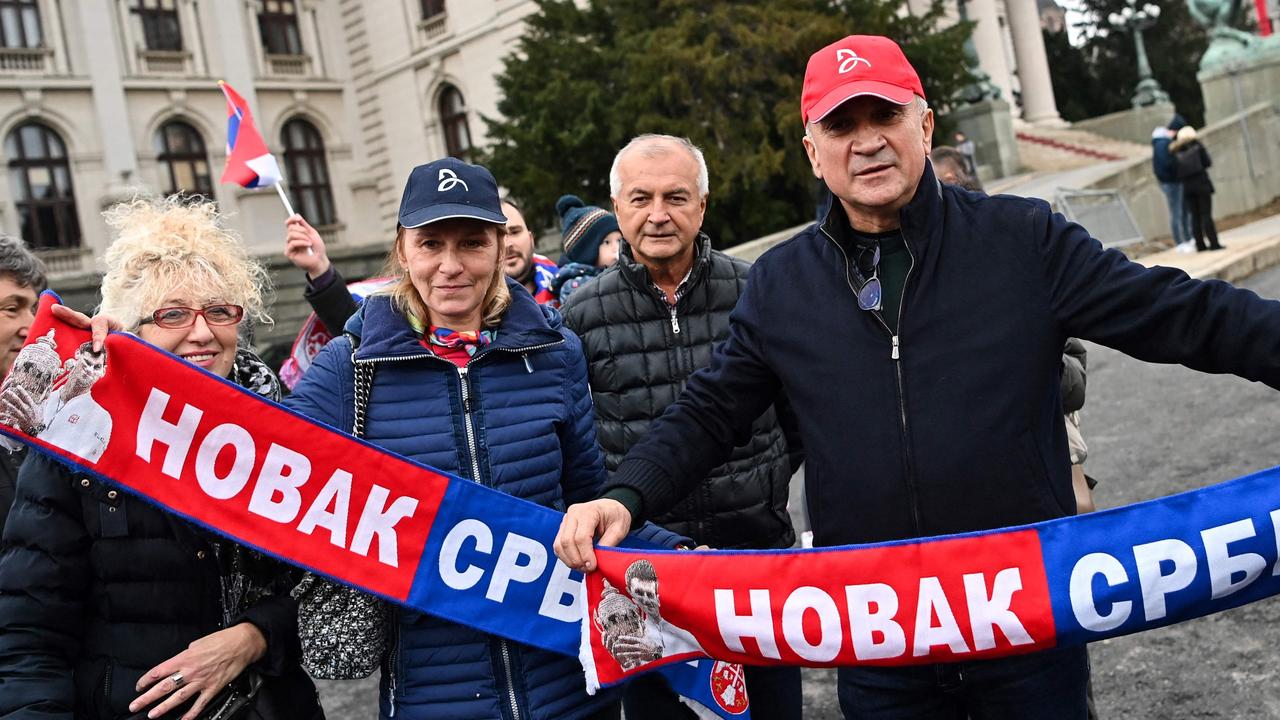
[559,134,803,719]
[0,233,46,537]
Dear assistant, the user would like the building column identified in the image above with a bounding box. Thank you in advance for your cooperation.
[80,0,137,185]
[966,0,1018,115]
[213,1,261,100]
[1004,0,1064,124]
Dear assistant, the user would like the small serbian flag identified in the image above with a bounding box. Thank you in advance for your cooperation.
[219,80,283,189]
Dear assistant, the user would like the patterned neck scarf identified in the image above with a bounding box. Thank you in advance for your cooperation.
[423,326,495,366]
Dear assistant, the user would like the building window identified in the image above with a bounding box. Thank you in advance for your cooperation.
[131,0,182,51]
[421,0,445,19]
[258,0,302,55]
[0,0,42,49]
[155,120,212,198]
[282,118,335,226]
[438,85,471,160]
[6,122,79,250]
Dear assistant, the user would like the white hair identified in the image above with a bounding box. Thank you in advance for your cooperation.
[804,95,929,138]
[609,134,710,198]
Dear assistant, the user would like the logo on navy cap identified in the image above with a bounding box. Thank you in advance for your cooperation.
[437,168,468,192]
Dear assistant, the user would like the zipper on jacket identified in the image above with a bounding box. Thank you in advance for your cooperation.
[500,639,521,720]
[353,340,564,486]
[648,273,689,337]
[355,339,561,720]
[823,224,923,536]
[456,366,483,483]
[102,663,113,710]
[386,620,400,716]
[892,231,923,537]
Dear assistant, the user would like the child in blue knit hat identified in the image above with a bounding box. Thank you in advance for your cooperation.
[552,194,622,306]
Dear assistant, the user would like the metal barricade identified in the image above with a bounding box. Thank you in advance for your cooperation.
[1054,188,1144,248]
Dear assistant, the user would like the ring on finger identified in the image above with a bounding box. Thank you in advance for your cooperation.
[169,671,184,688]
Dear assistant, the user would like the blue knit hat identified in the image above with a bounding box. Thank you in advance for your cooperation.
[557,195,619,266]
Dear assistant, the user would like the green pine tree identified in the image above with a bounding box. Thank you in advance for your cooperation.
[1043,0,1208,126]
[482,0,975,248]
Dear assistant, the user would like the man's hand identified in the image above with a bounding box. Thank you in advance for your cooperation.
[554,499,632,572]
[608,633,661,670]
[284,214,330,278]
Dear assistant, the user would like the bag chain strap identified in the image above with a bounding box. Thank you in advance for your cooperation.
[352,354,373,440]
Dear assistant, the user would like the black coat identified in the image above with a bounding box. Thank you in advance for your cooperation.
[0,454,323,720]
[1174,141,1215,195]
[609,162,1280,548]
[304,268,360,337]
[0,349,323,720]
[561,235,800,550]
[1061,337,1087,414]
[0,447,21,538]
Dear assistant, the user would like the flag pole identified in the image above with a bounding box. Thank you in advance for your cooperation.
[274,181,312,255]
[274,181,296,217]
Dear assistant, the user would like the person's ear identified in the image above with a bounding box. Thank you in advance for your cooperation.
[394,237,409,272]
[802,132,823,180]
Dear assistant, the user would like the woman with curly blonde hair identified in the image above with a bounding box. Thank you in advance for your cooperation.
[0,196,324,720]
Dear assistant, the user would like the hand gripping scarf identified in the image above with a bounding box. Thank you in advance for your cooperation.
[0,294,742,718]
[4,295,1280,719]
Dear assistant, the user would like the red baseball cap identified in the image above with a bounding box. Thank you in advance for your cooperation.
[801,35,925,124]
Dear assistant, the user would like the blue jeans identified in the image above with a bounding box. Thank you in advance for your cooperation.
[1160,181,1190,245]
[837,645,1089,719]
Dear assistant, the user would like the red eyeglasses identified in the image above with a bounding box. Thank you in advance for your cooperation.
[142,304,245,330]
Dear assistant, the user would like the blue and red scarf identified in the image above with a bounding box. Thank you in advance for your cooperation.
[3,294,1279,719]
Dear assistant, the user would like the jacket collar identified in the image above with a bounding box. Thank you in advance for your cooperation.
[348,277,563,361]
[617,231,713,292]
[819,158,944,251]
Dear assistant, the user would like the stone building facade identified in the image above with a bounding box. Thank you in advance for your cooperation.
[0,0,536,351]
[0,0,1059,354]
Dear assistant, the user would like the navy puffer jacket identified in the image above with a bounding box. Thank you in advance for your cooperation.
[286,279,672,720]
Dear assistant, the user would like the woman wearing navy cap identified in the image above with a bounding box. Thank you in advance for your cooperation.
[285,158,685,720]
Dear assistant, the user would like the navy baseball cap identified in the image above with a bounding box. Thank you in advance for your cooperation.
[397,157,508,228]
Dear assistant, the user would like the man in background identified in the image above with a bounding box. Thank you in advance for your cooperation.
[0,235,46,535]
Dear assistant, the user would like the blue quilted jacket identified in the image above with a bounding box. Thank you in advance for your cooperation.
[286,279,674,719]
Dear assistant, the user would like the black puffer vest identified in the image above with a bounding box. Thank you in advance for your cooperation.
[562,234,795,549]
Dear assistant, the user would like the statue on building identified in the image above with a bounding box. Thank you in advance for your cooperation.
[959,69,1004,104]
[1187,0,1280,69]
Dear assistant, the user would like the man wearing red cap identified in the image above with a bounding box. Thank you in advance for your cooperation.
[555,35,1280,718]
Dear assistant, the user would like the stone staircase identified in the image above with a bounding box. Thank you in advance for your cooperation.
[1014,126,1150,173]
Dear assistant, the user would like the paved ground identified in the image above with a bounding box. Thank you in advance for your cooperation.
[317,263,1280,718]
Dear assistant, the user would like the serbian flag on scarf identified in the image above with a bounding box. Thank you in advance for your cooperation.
[219,80,282,189]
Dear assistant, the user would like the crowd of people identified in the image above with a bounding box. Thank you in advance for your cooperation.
[0,32,1277,720]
